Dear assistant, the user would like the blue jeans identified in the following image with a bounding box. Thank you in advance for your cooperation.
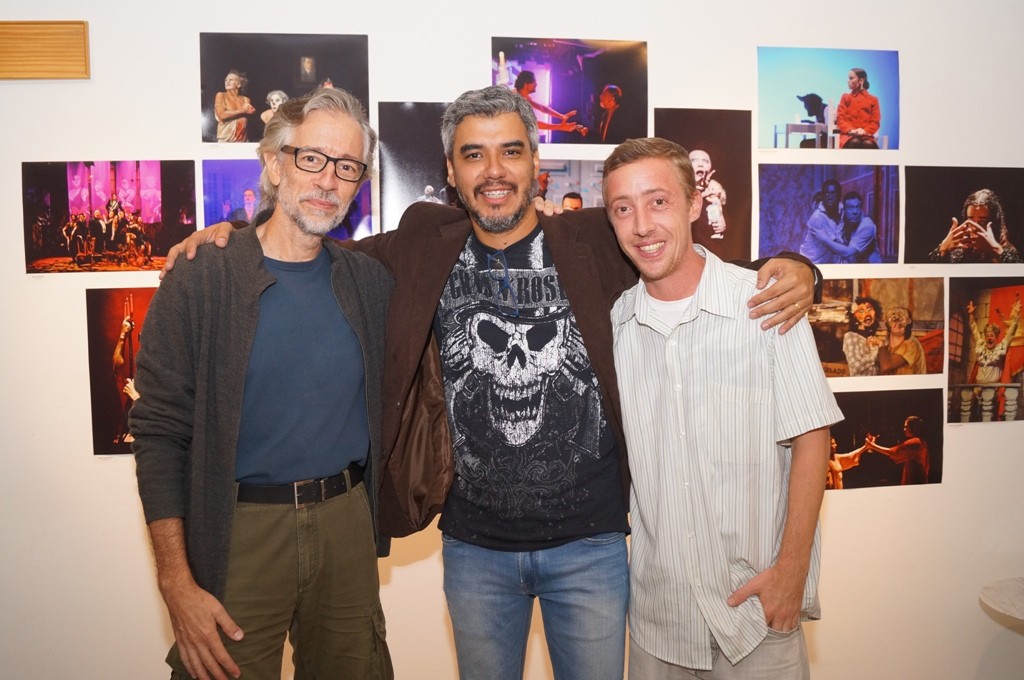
[441,532,629,680]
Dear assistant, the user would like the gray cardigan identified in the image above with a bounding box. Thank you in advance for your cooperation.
[131,225,393,599]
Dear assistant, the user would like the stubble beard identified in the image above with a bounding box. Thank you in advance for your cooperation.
[281,189,346,237]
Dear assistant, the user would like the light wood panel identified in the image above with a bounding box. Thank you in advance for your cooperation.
[0,21,90,79]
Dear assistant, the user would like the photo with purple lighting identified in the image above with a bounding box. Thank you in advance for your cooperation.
[202,159,373,240]
[492,37,647,145]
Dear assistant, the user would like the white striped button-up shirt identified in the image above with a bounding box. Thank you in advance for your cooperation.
[612,248,843,669]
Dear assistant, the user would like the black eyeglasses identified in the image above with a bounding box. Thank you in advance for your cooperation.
[486,250,520,318]
[280,145,367,183]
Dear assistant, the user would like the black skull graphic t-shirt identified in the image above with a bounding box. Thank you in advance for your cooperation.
[435,225,627,550]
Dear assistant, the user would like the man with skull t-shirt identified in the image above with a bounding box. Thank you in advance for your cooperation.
[435,223,624,549]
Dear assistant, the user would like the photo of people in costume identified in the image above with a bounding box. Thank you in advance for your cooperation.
[807,277,944,378]
[947,278,1024,422]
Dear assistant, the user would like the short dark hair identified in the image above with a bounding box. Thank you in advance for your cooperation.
[602,84,623,103]
[843,191,863,206]
[514,70,536,90]
[562,191,582,202]
[904,415,922,437]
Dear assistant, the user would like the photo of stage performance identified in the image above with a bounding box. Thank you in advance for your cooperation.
[758,163,899,263]
[757,46,900,150]
[947,277,1024,423]
[904,166,1024,264]
[199,32,369,143]
[378,101,454,233]
[22,160,196,274]
[86,287,156,456]
[654,108,752,262]
[491,36,647,145]
[828,388,944,490]
[202,159,372,239]
[808,277,944,378]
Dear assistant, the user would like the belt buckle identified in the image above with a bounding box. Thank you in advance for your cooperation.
[293,478,327,508]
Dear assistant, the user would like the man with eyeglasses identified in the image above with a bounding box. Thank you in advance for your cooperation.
[164,85,818,680]
[131,87,394,680]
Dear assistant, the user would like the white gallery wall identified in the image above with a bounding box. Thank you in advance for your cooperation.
[2,1,1023,678]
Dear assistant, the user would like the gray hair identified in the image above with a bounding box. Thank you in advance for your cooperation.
[256,87,377,212]
[440,85,539,159]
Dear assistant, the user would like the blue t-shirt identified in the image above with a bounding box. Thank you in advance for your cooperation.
[235,248,368,484]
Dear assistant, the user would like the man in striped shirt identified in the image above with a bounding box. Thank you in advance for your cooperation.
[604,138,843,679]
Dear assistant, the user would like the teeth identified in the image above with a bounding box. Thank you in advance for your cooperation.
[483,189,511,199]
[639,243,663,254]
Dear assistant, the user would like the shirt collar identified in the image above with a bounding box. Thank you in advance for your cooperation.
[613,246,742,330]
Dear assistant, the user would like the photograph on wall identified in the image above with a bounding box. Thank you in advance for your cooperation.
[23,160,196,274]
[492,36,648,145]
[654,108,752,262]
[86,287,156,455]
[378,101,453,233]
[758,163,899,263]
[809,277,944,378]
[202,159,371,239]
[947,277,1024,423]
[827,388,943,490]
[757,46,900,151]
[904,166,1024,264]
[199,33,369,143]
[536,159,605,211]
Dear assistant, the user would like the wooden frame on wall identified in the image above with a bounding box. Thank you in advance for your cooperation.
[0,21,90,79]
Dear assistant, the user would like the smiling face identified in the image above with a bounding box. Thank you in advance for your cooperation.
[264,109,365,237]
[446,112,540,246]
[605,157,702,301]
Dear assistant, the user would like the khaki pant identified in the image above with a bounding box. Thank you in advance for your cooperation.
[628,626,808,680]
[168,483,392,680]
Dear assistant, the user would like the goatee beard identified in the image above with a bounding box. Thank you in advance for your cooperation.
[461,179,538,234]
